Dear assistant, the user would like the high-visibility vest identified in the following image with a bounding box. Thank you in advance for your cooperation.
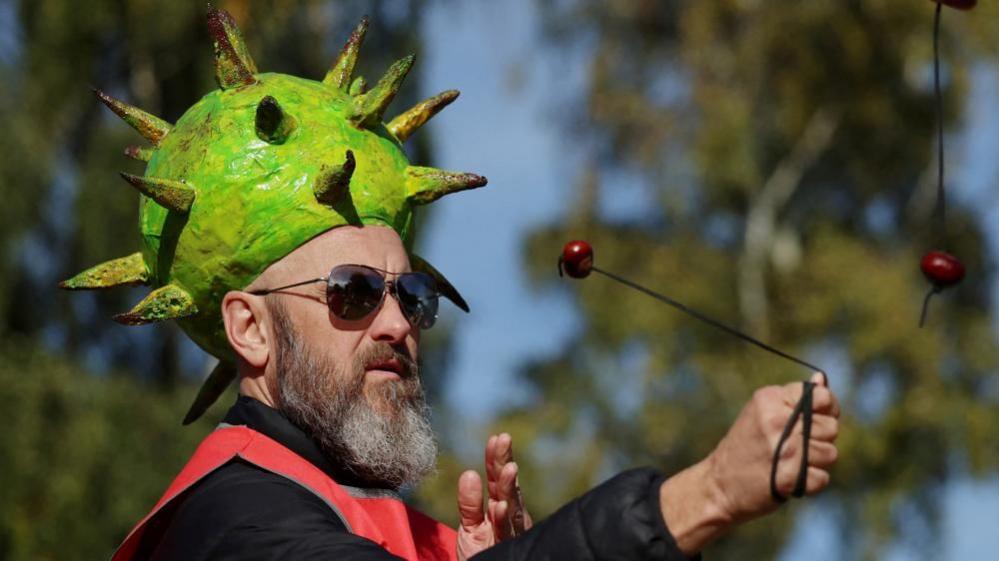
[111,425,457,561]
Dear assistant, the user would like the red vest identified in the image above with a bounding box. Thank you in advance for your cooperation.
[111,425,457,561]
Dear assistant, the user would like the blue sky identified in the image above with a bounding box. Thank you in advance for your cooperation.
[418,0,582,416]
[415,0,999,558]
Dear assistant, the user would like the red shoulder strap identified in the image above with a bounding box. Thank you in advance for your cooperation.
[110,426,256,561]
[111,426,456,561]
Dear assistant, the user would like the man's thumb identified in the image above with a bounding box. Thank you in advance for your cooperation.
[457,470,485,527]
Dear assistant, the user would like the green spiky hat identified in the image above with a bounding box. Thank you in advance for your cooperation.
[60,7,484,423]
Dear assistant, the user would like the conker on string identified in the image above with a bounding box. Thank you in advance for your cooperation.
[921,250,965,288]
[917,250,965,327]
[558,240,594,279]
[932,0,977,10]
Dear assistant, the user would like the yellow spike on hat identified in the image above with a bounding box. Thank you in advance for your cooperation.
[94,89,172,146]
[113,284,198,325]
[323,16,369,90]
[406,166,487,205]
[119,172,196,213]
[350,55,415,129]
[59,252,149,290]
[207,5,258,89]
[183,361,237,425]
[388,90,460,142]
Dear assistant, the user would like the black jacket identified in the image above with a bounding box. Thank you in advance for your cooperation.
[135,396,693,560]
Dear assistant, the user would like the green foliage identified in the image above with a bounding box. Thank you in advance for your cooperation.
[508,0,999,559]
[0,337,219,561]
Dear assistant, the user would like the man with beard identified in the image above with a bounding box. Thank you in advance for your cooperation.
[115,225,839,561]
[68,8,840,561]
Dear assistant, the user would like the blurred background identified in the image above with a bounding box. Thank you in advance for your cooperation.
[1,0,998,559]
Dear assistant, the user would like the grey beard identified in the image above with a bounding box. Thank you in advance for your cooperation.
[269,300,437,489]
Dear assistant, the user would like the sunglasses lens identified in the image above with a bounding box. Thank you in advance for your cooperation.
[327,265,385,321]
[395,272,439,329]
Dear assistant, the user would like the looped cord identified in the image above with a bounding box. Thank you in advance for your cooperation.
[770,380,817,503]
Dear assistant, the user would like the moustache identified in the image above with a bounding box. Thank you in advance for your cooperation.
[356,343,418,381]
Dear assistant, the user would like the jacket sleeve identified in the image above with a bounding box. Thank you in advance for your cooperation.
[470,467,697,561]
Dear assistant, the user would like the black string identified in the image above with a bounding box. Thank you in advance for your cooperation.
[770,381,816,502]
[591,266,827,381]
[920,3,947,330]
[794,384,814,497]
[918,285,941,328]
[933,2,947,237]
[584,265,827,503]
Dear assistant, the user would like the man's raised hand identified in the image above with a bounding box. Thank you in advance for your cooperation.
[659,373,840,556]
[708,373,839,517]
[456,433,533,560]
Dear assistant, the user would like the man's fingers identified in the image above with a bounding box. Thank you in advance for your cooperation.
[777,379,841,422]
[484,435,497,497]
[485,435,497,475]
[493,500,509,527]
[804,467,831,496]
[778,434,838,463]
[808,440,838,468]
[482,431,532,540]
[774,457,834,498]
[810,386,840,418]
[457,470,485,528]
[783,414,838,442]
[493,434,513,474]
[487,498,497,523]
[808,414,838,442]
[773,461,831,498]
[804,372,840,418]
[497,433,514,461]
[486,433,514,499]
[492,462,519,539]
[497,462,518,501]
[492,460,532,538]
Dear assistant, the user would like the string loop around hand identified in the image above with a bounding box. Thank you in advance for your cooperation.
[769,381,817,503]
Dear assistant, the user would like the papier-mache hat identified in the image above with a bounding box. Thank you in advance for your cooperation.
[59,6,484,424]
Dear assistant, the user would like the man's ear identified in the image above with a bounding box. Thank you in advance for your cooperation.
[222,291,271,369]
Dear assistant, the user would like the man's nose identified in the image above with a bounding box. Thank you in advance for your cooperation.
[368,292,412,344]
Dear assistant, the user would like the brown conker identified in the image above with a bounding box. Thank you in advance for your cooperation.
[559,240,594,279]
[921,250,965,287]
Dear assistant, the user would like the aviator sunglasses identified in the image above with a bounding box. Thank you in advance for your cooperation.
[249,264,440,329]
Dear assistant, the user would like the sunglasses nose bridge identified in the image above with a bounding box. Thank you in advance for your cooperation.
[362,275,403,316]
[383,279,411,318]
[385,278,401,301]
[368,274,393,315]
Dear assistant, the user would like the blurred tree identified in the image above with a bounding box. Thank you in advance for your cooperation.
[504,1,999,559]
[0,337,220,560]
